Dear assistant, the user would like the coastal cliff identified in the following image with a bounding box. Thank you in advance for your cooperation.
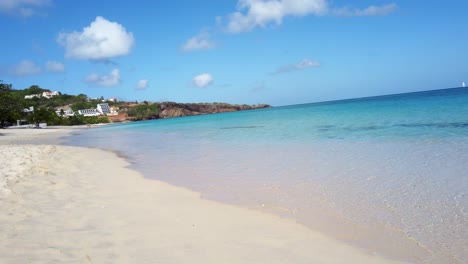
[106,102,271,122]
[158,102,270,119]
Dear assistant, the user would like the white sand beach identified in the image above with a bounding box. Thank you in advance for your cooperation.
[0,128,402,263]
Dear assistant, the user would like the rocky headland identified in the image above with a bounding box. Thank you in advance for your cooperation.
[158,102,271,119]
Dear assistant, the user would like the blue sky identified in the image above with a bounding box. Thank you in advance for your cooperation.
[0,0,467,106]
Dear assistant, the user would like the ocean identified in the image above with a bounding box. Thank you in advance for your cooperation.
[66,88,468,263]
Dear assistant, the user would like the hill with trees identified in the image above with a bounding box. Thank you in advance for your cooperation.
[0,81,271,127]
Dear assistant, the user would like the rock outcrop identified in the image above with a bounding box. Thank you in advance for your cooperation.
[158,102,270,119]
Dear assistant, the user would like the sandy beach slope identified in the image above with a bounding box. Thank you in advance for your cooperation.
[0,129,402,263]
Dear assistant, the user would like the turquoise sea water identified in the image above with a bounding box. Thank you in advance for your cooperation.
[67,88,468,263]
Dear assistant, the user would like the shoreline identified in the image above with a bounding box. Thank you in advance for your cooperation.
[0,127,402,263]
[133,139,462,264]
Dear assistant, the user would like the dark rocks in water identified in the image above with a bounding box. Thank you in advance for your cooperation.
[158,102,270,119]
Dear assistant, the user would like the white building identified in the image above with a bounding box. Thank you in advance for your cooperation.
[97,103,111,115]
[78,109,100,117]
[107,107,119,116]
[24,94,41,99]
[107,97,117,103]
[42,91,60,98]
[24,91,59,99]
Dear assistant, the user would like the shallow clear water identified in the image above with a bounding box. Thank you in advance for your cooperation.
[67,88,468,263]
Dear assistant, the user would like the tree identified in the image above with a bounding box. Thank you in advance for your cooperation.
[70,101,95,112]
[0,81,12,91]
[0,82,23,128]
[26,107,56,128]
[24,85,47,95]
[68,115,85,126]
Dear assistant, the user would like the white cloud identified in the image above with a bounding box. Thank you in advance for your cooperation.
[193,73,214,88]
[135,79,148,90]
[9,60,41,76]
[181,32,216,52]
[222,1,397,33]
[85,68,121,87]
[226,0,328,33]
[333,3,397,16]
[0,0,51,17]
[57,16,134,60]
[296,58,320,69]
[45,60,64,73]
[273,58,320,74]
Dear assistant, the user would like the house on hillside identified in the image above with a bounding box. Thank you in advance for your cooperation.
[42,91,60,98]
[78,109,100,117]
[97,103,111,115]
[24,94,41,99]
[107,97,117,103]
[24,91,60,99]
[77,102,118,117]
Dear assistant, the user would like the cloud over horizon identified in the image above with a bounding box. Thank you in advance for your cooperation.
[135,79,148,90]
[273,58,320,74]
[9,60,41,76]
[193,73,214,88]
[57,16,134,60]
[85,68,121,87]
[45,60,65,73]
[4,59,67,76]
[0,0,52,17]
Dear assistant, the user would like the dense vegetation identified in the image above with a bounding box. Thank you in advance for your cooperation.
[126,101,159,120]
[0,82,109,127]
[16,86,103,111]
[0,82,159,127]
[0,82,23,127]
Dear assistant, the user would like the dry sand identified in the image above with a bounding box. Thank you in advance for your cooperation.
[0,128,403,263]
